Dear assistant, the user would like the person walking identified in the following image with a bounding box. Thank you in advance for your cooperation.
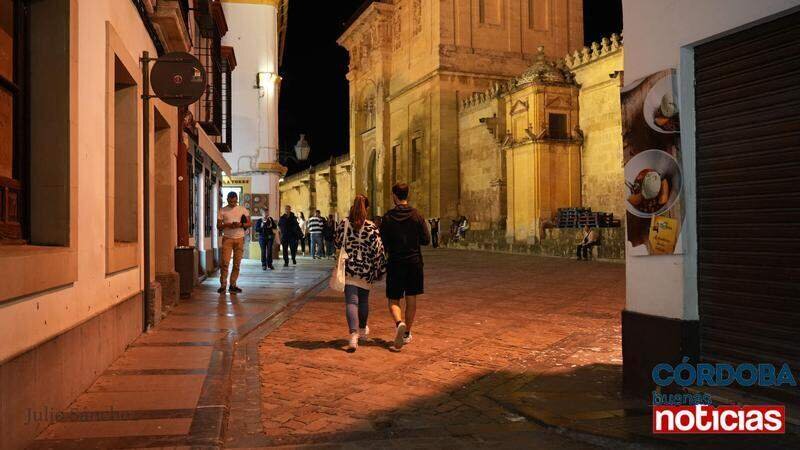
[298,212,307,256]
[335,195,386,352]
[255,213,277,270]
[217,192,251,294]
[307,210,325,259]
[323,214,336,258]
[380,183,430,349]
[278,205,301,267]
[576,224,598,261]
[429,217,440,248]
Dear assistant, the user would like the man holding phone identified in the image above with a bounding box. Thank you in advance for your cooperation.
[217,192,251,294]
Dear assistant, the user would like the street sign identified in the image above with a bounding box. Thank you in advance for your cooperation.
[150,52,207,107]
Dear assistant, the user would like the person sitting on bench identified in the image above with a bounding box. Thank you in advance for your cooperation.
[576,225,598,261]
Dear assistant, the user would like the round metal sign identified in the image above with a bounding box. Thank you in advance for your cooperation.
[151,52,207,107]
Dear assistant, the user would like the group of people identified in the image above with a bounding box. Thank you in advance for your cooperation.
[269,208,337,269]
[449,216,469,242]
[214,183,431,352]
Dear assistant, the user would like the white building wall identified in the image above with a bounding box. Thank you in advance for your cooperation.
[222,1,282,220]
[622,0,800,320]
[0,0,174,361]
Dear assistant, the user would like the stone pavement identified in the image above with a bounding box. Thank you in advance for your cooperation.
[226,249,626,449]
[226,249,800,449]
[28,258,331,449]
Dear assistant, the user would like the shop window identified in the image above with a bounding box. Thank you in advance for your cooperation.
[548,113,568,140]
[113,56,138,243]
[411,136,422,182]
[0,0,24,242]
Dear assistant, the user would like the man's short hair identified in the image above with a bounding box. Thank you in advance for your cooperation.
[392,183,409,200]
[227,191,238,199]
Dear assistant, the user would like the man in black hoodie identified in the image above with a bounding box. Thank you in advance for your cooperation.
[380,183,430,349]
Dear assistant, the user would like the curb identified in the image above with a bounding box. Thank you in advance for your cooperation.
[189,273,331,449]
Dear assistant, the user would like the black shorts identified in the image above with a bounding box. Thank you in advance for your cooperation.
[386,261,424,300]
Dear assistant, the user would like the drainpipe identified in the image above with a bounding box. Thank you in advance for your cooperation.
[142,51,153,331]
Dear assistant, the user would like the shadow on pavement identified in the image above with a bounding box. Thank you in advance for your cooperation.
[284,337,394,351]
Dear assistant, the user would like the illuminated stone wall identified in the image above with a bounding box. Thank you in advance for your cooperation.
[568,38,625,221]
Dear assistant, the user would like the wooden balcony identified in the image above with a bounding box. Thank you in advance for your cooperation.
[150,0,192,53]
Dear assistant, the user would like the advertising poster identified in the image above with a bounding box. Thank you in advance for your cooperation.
[621,69,684,256]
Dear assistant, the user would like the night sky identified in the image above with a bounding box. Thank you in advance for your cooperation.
[278,0,623,175]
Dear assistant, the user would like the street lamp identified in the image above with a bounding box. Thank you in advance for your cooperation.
[280,134,311,165]
[294,134,311,161]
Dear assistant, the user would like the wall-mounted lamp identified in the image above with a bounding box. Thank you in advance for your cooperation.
[255,71,281,89]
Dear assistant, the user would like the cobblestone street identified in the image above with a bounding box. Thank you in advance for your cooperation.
[227,249,628,448]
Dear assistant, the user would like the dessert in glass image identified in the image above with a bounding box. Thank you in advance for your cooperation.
[625,149,683,218]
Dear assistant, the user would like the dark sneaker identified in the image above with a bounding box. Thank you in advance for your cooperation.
[292,259,297,265]
[217,286,226,294]
[284,262,289,267]
[262,265,267,271]
[229,285,242,294]
[394,322,407,349]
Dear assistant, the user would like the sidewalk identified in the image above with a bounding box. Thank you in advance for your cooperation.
[28,257,331,449]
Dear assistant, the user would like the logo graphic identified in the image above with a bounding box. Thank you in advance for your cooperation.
[653,405,785,434]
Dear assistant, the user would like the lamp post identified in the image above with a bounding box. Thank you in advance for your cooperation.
[281,133,311,166]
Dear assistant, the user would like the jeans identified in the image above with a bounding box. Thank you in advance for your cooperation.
[282,238,298,264]
[577,242,597,259]
[300,234,306,254]
[310,233,324,258]
[259,235,274,268]
[431,231,439,248]
[220,237,244,287]
[344,284,369,333]
[325,239,335,257]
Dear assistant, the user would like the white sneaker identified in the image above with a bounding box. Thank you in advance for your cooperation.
[347,333,359,352]
[403,333,413,345]
[394,322,407,349]
[358,325,370,341]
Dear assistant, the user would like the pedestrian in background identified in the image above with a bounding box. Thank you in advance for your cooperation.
[335,195,386,352]
[380,183,430,349]
[323,214,336,258]
[255,213,277,270]
[429,217,440,248]
[217,192,251,294]
[576,224,598,261]
[279,205,301,267]
[307,210,325,259]
[298,212,307,256]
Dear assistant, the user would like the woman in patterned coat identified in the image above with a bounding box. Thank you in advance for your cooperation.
[334,195,387,352]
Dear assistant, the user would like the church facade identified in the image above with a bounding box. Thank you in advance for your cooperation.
[336,0,584,219]
[284,0,624,258]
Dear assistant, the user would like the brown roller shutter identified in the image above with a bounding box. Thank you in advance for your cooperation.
[695,10,800,401]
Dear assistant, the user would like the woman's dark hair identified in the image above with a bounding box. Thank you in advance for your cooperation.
[349,195,370,230]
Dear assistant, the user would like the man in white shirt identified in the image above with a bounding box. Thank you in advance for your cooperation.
[217,192,251,294]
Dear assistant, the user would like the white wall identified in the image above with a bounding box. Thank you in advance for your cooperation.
[0,0,172,362]
[222,2,282,219]
[622,0,800,319]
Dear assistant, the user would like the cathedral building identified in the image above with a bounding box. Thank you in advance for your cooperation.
[285,0,624,258]
[336,0,584,219]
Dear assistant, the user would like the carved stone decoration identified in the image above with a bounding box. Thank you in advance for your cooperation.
[412,0,422,36]
[392,11,402,50]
